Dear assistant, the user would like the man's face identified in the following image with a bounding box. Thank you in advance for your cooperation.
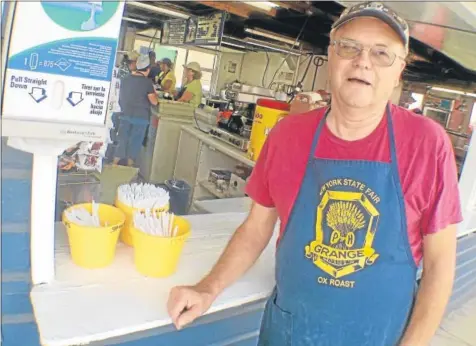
[328,17,406,109]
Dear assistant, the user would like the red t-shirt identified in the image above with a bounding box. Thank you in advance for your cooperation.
[245,104,463,265]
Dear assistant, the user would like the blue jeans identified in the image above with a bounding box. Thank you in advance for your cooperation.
[110,112,122,143]
[114,115,149,162]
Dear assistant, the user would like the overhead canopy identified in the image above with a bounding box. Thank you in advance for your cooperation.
[339,1,476,82]
[123,1,476,84]
[384,2,476,73]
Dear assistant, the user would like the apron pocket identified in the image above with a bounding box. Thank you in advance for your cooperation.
[258,293,293,346]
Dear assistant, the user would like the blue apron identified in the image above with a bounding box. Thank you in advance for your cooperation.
[258,106,417,346]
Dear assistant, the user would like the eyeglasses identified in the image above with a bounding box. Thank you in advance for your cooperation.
[331,39,405,67]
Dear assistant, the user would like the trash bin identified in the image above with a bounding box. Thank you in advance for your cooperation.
[165,179,191,215]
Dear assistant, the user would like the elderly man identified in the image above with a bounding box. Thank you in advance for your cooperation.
[167,2,462,345]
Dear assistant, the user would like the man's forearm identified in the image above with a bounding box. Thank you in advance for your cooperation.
[196,221,274,298]
[400,266,454,345]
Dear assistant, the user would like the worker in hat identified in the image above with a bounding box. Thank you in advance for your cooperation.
[113,54,158,167]
[157,58,176,93]
[116,50,140,80]
[167,2,461,345]
[127,50,140,71]
[175,61,203,108]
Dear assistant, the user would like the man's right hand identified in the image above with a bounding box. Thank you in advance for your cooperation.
[167,284,216,330]
[167,203,277,330]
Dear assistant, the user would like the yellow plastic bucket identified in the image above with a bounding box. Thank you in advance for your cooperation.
[131,215,191,278]
[115,198,169,247]
[62,203,125,269]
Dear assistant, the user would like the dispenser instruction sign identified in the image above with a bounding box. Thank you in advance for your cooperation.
[2,1,124,128]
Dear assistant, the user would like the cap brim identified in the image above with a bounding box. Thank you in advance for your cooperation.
[183,65,200,72]
[332,9,408,47]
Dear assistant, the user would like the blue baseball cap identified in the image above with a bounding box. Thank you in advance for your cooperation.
[160,58,173,66]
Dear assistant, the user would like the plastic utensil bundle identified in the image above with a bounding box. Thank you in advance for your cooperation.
[133,210,178,237]
[65,200,102,227]
[117,183,170,209]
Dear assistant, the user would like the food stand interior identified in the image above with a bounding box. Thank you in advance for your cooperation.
[4,1,475,345]
[57,0,476,216]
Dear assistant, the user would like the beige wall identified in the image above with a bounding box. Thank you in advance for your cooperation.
[216,51,296,90]
[239,52,294,88]
[215,52,245,91]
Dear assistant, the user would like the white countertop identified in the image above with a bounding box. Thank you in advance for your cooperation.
[31,213,277,346]
[194,197,252,214]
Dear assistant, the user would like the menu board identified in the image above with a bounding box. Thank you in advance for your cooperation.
[161,19,187,45]
[194,12,225,45]
[185,17,197,44]
[161,12,225,46]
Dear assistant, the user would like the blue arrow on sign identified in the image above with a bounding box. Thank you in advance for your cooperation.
[29,87,47,103]
[66,91,84,107]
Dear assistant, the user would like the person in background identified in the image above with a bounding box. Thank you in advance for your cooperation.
[148,51,162,81]
[113,54,158,167]
[157,58,176,93]
[176,62,203,108]
[108,50,141,162]
[117,50,140,79]
[167,2,461,345]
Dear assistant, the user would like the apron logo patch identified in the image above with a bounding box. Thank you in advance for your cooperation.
[305,181,381,283]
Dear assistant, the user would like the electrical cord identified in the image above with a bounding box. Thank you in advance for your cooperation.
[297,53,314,87]
[262,51,270,87]
[194,105,211,134]
[267,15,311,89]
[311,56,325,91]
[149,29,158,49]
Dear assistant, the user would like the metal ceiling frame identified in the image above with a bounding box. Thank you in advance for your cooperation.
[123,1,476,84]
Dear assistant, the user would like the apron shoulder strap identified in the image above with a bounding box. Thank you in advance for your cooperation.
[308,107,331,161]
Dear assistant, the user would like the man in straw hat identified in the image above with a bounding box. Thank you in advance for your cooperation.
[168,2,461,344]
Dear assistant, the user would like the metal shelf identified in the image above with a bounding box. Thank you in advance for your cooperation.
[198,180,231,199]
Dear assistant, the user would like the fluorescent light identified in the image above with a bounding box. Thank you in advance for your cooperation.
[245,28,299,46]
[245,38,303,56]
[222,41,246,49]
[127,1,189,19]
[431,87,476,98]
[222,35,306,56]
[122,16,148,24]
[245,2,279,11]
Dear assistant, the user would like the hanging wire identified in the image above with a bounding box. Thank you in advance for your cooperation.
[267,15,311,88]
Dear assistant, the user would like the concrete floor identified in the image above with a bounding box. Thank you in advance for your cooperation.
[432,296,476,346]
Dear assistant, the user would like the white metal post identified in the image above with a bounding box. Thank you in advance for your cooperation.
[30,155,59,285]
